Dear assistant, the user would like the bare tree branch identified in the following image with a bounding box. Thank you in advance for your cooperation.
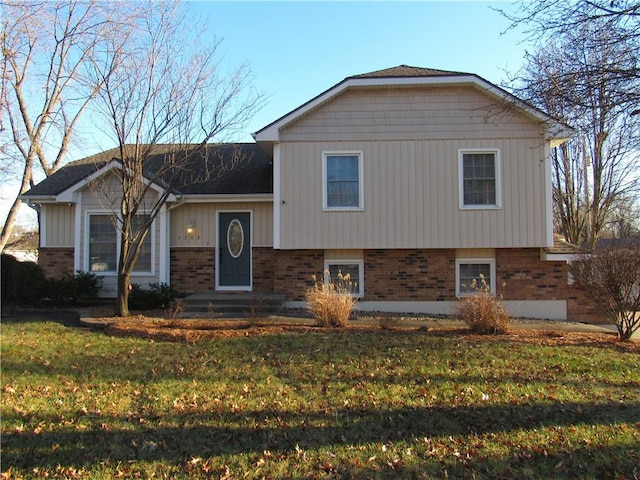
[507,18,639,249]
[88,2,265,316]
[0,0,135,250]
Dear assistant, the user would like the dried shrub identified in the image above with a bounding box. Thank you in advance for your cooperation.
[571,246,640,341]
[457,275,510,334]
[245,297,271,322]
[378,312,402,330]
[165,302,183,320]
[305,271,357,327]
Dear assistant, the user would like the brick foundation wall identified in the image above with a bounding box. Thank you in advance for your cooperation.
[167,245,602,323]
[272,250,324,300]
[565,289,602,324]
[496,248,565,301]
[364,249,457,301]
[496,248,602,323]
[38,247,74,278]
[169,247,323,298]
[170,247,216,294]
[253,247,277,293]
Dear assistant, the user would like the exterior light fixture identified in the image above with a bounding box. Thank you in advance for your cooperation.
[186,220,196,235]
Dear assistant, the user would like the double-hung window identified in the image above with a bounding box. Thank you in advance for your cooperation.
[323,152,363,210]
[130,215,152,273]
[87,213,153,274]
[456,258,496,295]
[459,149,501,209]
[88,215,117,272]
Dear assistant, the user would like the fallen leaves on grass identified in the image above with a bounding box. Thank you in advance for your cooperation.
[102,318,640,352]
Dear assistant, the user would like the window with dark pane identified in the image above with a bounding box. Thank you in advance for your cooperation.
[326,155,360,208]
[131,215,152,272]
[327,263,361,295]
[458,263,492,293]
[89,215,117,272]
[462,152,496,206]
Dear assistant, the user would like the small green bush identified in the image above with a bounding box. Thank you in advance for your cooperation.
[40,271,102,306]
[457,275,510,334]
[129,282,177,310]
[1,255,101,307]
[305,271,357,327]
[1,254,44,304]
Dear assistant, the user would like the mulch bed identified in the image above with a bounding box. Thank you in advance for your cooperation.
[100,317,640,353]
[4,306,637,352]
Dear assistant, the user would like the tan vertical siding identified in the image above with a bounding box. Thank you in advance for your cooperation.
[169,202,273,247]
[278,139,548,249]
[44,204,75,246]
[276,84,550,250]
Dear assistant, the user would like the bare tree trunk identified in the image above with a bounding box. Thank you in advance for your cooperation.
[116,271,131,317]
[86,2,264,317]
[0,155,34,251]
[0,199,23,252]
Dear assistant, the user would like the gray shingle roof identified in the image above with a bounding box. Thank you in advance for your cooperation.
[349,65,467,79]
[22,143,272,198]
[543,235,586,255]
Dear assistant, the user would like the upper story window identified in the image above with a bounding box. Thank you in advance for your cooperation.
[87,213,153,274]
[323,152,363,210]
[459,149,501,209]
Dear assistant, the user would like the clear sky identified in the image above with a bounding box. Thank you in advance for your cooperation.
[186,0,527,142]
[4,0,530,228]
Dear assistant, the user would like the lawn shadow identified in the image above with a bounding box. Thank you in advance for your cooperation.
[1,310,82,327]
[3,401,639,472]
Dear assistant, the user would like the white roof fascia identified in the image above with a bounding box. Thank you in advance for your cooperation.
[19,195,57,203]
[254,75,574,143]
[55,160,176,203]
[177,193,273,203]
[540,251,575,262]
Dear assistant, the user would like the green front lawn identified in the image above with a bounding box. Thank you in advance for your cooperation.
[1,319,639,479]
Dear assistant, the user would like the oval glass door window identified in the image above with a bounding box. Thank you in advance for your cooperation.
[227,219,244,258]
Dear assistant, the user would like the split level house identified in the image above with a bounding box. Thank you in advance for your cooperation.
[22,65,599,322]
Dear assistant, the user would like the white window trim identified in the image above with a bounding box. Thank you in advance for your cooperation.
[456,258,496,296]
[85,211,156,276]
[324,259,364,298]
[322,151,364,211]
[458,148,502,210]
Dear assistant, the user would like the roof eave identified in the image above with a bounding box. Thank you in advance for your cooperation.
[176,193,273,203]
[19,194,57,204]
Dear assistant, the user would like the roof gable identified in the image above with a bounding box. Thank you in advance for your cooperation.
[253,65,573,144]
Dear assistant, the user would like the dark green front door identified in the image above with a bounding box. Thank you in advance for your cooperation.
[218,212,251,289]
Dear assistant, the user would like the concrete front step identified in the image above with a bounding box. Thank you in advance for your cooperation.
[179,292,285,318]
